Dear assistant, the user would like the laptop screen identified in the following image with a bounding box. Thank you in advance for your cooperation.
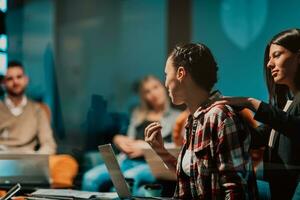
[98,144,132,199]
[0,154,49,185]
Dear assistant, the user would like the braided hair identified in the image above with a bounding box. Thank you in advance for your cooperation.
[169,43,218,92]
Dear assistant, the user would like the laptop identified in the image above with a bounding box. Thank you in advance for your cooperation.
[98,144,176,200]
[0,183,21,200]
[142,144,180,181]
[0,153,50,189]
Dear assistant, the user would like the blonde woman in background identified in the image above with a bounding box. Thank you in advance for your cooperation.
[82,75,180,195]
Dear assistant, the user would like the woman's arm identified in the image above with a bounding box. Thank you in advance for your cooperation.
[214,97,300,138]
[254,101,300,136]
[144,122,177,172]
[212,97,261,112]
[249,124,271,148]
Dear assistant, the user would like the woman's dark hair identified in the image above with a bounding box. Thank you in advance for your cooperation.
[264,28,300,108]
[169,43,218,92]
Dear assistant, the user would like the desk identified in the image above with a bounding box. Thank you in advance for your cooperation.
[0,183,119,199]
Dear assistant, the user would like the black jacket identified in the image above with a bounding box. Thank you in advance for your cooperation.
[252,92,300,199]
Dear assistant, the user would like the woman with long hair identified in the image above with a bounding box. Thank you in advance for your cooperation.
[213,28,300,199]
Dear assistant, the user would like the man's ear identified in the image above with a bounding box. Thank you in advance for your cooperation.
[176,66,186,82]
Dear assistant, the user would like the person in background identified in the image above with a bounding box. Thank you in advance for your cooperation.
[145,43,258,199]
[213,28,300,200]
[0,61,78,188]
[82,75,180,194]
[0,61,56,153]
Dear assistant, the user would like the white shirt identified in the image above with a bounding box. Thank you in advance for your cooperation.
[4,96,28,116]
[182,149,194,176]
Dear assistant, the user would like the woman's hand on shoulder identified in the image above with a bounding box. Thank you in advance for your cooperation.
[212,97,261,112]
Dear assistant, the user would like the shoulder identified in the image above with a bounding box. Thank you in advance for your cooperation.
[204,103,236,123]
[130,107,142,119]
[27,99,42,111]
[167,107,181,117]
[26,99,49,117]
[162,108,181,125]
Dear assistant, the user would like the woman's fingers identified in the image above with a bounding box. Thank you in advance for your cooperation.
[210,100,228,108]
[147,130,159,142]
[144,122,164,150]
[145,125,161,139]
[145,131,159,146]
[144,122,161,138]
[144,123,157,137]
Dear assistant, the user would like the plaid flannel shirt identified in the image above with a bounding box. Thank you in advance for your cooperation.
[174,102,258,199]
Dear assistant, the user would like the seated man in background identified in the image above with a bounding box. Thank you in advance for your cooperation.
[0,61,56,153]
[0,61,78,188]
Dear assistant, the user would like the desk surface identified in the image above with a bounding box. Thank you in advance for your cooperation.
[0,188,119,200]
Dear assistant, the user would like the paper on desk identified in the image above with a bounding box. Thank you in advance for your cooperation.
[31,189,118,199]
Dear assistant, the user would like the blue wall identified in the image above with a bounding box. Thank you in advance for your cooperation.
[6,0,300,150]
[55,0,167,148]
[192,0,300,101]
[7,0,55,108]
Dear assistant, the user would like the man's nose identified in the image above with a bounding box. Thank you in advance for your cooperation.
[12,78,20,85]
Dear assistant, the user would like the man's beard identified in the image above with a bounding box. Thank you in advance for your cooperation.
[6,88,25,98]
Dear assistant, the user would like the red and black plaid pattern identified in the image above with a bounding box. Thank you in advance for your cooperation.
[174,104,258,199]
